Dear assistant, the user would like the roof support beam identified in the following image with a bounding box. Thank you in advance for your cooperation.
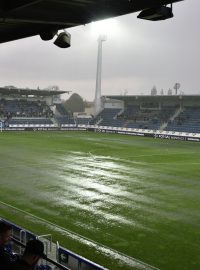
[0,17,79,27]
[4,0,44,12]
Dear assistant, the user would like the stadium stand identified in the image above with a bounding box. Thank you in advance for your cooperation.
[118,105,177,130]
[55,104,69,116]
[76,117,91,125]
[93,95,200,134]
[0,99,53,118]
[91,108,122,126]
[56,113,92,127]
[1,87,200,135]
[1,218,106,270]
[0,87,69,128]
[8,118,54,125]
[165,106,200,133]
[56,116,76,126]
[91,106,177,130]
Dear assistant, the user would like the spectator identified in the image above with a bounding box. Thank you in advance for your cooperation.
[10,239,46,270]
[0,220,12,269]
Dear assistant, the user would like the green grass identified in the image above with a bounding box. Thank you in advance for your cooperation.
[0,131,200,270]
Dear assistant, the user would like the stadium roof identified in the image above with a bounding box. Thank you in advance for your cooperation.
[0,0,183,44]
[0,87,69,96]
[104,95,200,102]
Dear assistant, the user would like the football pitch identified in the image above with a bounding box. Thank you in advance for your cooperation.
[0,131,200,270]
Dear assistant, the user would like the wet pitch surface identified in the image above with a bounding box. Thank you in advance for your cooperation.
[0,132,200,269]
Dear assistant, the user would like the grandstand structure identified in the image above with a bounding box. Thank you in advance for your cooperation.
[97,94,200,134]
[0,87,70,129]
[1,89,200,140]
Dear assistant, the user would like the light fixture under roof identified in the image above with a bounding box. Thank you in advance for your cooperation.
[137,5,173,21]
[54,31,71,48]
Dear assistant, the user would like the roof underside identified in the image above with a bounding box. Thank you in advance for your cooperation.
[0,0,183,43]
[0,87,68,96]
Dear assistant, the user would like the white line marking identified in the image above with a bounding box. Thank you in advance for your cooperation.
[0,200,159,270]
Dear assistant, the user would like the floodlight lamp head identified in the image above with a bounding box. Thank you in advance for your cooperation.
[54,31,71,48]
[137,5,173,21]
[174,83,181,90]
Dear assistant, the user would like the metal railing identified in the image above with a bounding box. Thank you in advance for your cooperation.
[11,237,70,270]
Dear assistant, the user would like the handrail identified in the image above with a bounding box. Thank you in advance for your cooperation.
[11,237,70,270]
[37,234,52,252]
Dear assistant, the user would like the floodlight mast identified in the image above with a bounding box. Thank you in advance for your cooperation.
[94,35,107,116]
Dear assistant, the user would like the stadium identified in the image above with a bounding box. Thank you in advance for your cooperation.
[0,85,200,270]
[0,1,199,270]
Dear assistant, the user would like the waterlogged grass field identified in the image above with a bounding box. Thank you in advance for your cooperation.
[0,131,200,270]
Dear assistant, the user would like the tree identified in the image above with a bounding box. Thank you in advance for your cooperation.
[63,93,84,113]
[151,86,157,96]
[4,85,17,89]
[160,89,164,95]
[168,88,172,95]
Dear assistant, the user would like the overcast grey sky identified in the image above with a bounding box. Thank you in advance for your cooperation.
[0,0,199,101]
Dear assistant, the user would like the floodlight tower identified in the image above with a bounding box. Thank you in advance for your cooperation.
[94,35,107,116]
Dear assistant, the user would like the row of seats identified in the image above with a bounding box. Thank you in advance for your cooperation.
[165,106,200,133]
[56,116,75,125]
[0,99,53,118]
[91,106,200,133]
[55,116,92,126]
[8,118,53,125]
[91,107,176,130]
[1,98,200,133]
